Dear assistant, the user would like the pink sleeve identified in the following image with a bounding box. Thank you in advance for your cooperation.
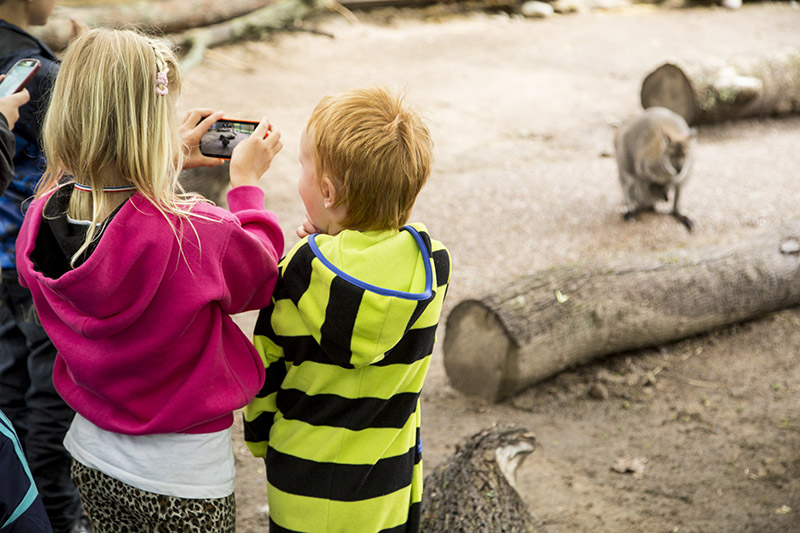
[218,185,285,314]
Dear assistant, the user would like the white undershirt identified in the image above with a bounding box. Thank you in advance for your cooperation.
[64,414,235,499]
[62,215,235,499]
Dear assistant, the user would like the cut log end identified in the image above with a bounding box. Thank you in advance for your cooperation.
[641,51,800,124]
[443,300,514,403]
[641,63,698,124]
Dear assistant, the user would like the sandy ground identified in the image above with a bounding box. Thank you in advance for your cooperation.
[178,3,800,531]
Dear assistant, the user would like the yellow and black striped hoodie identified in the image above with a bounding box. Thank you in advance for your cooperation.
[243,223,450,533]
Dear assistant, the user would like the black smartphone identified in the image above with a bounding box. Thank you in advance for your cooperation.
[0,58,41,98]
[199,118,260,159]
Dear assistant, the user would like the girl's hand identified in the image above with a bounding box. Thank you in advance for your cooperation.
[229,117,282,188]
[296,214,322,239]
[180,108,226,170]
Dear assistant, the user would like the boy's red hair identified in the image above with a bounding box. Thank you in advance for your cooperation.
[307,87,433,231]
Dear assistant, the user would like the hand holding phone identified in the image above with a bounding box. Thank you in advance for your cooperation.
[0,59,41,98]
[199,118,262,160]
[228,117,282,188]
[0,89,30,129]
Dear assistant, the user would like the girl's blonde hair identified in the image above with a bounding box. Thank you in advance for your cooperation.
[38,27,202,264]
[307,86,433,231]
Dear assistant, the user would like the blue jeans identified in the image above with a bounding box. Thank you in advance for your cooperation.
[0,270,82,533]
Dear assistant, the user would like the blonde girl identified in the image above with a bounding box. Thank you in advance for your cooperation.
[15,28,284,532]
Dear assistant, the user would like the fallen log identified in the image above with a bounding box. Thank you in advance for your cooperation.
[32,0,276,51]
[421,424,537,533]
[640,49,800,124]
[443,221,800,403]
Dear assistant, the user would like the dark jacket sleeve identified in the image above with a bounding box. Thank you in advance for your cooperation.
[0,430,52,532]
[0,114,15,197]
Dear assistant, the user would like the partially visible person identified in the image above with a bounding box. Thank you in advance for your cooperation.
[16,28,284,532]
[1,408,52,533]
[0,81,50,533]
[0,86,28,193]
[0,3,85,531]
[243,86,452,532]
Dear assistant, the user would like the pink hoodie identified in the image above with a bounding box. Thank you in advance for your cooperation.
[16,185,284,435]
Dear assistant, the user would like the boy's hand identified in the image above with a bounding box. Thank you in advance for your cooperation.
[180,108,226,170]
[229,118,282,188]
[0,86,30,130]
[296,214,322,239]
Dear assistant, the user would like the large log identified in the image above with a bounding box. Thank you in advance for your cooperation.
[32,0,276,50]
[640,49,800,125]
[443,221,800,403]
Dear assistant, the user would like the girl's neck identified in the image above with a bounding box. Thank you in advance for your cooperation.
[69,184,136,223]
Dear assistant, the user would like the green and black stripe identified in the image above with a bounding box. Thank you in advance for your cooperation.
[244,223,450,533]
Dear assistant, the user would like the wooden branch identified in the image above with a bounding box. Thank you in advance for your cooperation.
[172,0,326,70]
[640,49,800,124]
[443,221,800,403]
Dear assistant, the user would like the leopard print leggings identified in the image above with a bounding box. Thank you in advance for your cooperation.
[71,460,235,533]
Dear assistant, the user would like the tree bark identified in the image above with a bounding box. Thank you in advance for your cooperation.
[640,49,800,125]
[443,221,800,403]
[421,424,537,533]
[33,0,277,51]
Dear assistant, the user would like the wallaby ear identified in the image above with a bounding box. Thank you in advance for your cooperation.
[655,127,671,149]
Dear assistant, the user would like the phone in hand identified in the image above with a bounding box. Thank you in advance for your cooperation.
[0,59,41,98]
[199,118,261,160]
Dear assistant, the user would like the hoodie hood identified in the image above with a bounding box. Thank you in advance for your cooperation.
[20,188,187,339]
[16,184,284,435]
[285,224,439,367]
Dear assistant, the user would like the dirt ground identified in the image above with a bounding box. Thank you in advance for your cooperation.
[179,2,800,531]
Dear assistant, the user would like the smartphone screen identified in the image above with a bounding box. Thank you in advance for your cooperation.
[0,59,41,98]
[199,119,258,159]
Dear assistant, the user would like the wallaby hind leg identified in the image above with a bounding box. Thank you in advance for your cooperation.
[670,185,693,231]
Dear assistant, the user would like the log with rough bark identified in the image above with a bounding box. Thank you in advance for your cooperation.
[32,0,276,51]
[421,424,537,533]
[444,221,800,403]
[33,0,432,54]
[640,49,800,124]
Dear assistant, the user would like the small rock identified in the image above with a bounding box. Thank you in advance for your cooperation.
[611,456,647,477]
[551,0,591,13]
[780,238,800,254]
[588,382,609,400]
[589,0,631,9]
[521,1,555,18]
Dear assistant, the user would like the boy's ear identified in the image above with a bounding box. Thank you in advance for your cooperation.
[321,177,337,208]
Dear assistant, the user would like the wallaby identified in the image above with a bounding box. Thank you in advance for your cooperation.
[614,106,696,231]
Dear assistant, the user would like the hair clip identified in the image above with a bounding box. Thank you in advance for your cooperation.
[156,70,169,96]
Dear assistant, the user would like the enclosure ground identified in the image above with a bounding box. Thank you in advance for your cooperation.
[178,3,800,531]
